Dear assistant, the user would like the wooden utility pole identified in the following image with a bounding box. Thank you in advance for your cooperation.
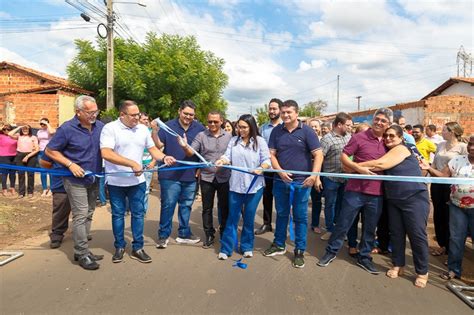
[106,0,115,110]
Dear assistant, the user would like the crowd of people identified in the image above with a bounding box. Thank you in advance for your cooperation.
[0,95,472,288]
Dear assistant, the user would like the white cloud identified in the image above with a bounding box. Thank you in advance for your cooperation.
[298,59,328,72]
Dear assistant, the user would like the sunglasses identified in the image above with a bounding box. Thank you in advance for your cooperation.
[207,120,220,125]
[383,133,397,139]
[40,123,46,126]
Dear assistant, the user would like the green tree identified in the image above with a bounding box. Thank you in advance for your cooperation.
[299,99,328,118]
[255,105,269,126]
[67,33,228,122]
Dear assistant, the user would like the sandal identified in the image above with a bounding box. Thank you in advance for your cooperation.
[371,247,389,255]
[414,273,429,288]
[440,271,460,280]
[348,247,359,258]
[430,247,446,256]
[312,227,322,234]
[386,267,404,279]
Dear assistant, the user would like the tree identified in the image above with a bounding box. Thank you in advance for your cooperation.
[299,99,328,118]
[67,33,228,122]
[255,105,269,126]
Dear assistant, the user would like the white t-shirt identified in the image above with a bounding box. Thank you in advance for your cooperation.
[100,119,155,187]
[448,155,474,209]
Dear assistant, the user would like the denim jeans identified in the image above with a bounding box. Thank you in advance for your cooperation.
[310,187,322,228]
[220,188,263,256]
[273,180,311,252]
[143,167,155,213]
[108,182,146,251]
[448,202,474,277]
[98,174,107,204]
[326,191,383,261]
[38,151,51,190]
[322,177,345,232]
[158,179,196,239]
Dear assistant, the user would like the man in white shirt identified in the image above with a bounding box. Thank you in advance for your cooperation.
[100,100,176,264]
[425,124,444,145]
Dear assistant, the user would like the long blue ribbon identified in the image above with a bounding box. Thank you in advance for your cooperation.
[0,163,472,185]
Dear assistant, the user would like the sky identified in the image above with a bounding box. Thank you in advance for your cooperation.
[1,0,472,119]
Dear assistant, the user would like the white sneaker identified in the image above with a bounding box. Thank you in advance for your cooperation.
[176,234,200,244]
[218,253,228,260]
[321,232,332,241]
[243,251,253,258]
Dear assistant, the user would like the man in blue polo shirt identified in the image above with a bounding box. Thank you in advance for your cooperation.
[46,95,104,271]
[153,100,206,248]
[263,99,323,268]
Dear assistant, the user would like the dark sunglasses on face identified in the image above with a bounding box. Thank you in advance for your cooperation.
[383,133,397,139]
[40,123,46,126]
[207,120,220,125]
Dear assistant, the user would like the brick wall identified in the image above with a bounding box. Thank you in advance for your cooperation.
[0,68,58,94]
[423,95,474,136]
[0,94,59,128]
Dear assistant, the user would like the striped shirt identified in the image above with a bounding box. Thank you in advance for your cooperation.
[320,131,351,183]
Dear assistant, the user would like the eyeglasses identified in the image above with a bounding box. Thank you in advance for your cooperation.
[207,120,220,125]
[181,112,195,117]
[40,123,46,126]
[383,133,397,139]
[81,109,100,117]
[374,117,389,124]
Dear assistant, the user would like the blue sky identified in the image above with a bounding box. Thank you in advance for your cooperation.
[1,0,472,119]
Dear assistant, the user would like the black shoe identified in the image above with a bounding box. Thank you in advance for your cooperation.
[50,240,62,249]
[112,248,125,263]
[74,252,104,262]
[202,235,215,248]
[293,250,305,268]
[357,258,380,275]
[131,249,152,263]
[317,252,336,267]
[78,255,100,270]
[255,224,272,235]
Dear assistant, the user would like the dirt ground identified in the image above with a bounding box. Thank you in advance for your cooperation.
[1,179,474,314]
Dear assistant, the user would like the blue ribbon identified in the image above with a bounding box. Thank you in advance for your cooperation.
[232,258,248,269]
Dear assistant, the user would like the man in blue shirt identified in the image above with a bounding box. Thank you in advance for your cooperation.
[152,100,206,248]
[46,95,104,271]
[255,98,282,235]
[263,100,323,268]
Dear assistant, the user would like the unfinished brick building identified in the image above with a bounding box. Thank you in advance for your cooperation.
[0,61,92,128]
[318,77,474,135]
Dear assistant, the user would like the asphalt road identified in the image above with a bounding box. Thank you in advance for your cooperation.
[2,194,472,314]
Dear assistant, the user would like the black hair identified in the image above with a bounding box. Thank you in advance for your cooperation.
[40,118,49,123]
[269,98,283,108]
[223,119,236,136]
[426,124,437,132]
[333,112,352,127]
[386,124,404,141]
[20,124,33,136]
[234,114,260,151]
[179,100,196,110]
[413,124,424,132]
[281,99,299,112]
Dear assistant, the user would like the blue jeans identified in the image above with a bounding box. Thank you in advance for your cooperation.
[38,151,51,190]
[326,191,383,261]
[158,179,196,239]
[143,167,154,213]
[448,202,474,277]
[273,180,311,252]
[220,188,263,256]
[98,173,107,204]
[108,182,146,251]
[310,187,322,228]
[322,177,345,232]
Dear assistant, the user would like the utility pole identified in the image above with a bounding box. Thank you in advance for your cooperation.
[356,96,362,112]
[336,75,340,113]
[106,0,115,110]
[457,45,473,77]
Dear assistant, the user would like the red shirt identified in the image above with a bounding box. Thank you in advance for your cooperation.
[343,128,388,196]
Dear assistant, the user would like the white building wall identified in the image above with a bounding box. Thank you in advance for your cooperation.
[441,82,474,97]
[401,107,425,125]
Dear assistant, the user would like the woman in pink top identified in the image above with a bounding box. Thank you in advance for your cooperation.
[37,118,56,196]
[0,124,18,196]
[8,124,39,198]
